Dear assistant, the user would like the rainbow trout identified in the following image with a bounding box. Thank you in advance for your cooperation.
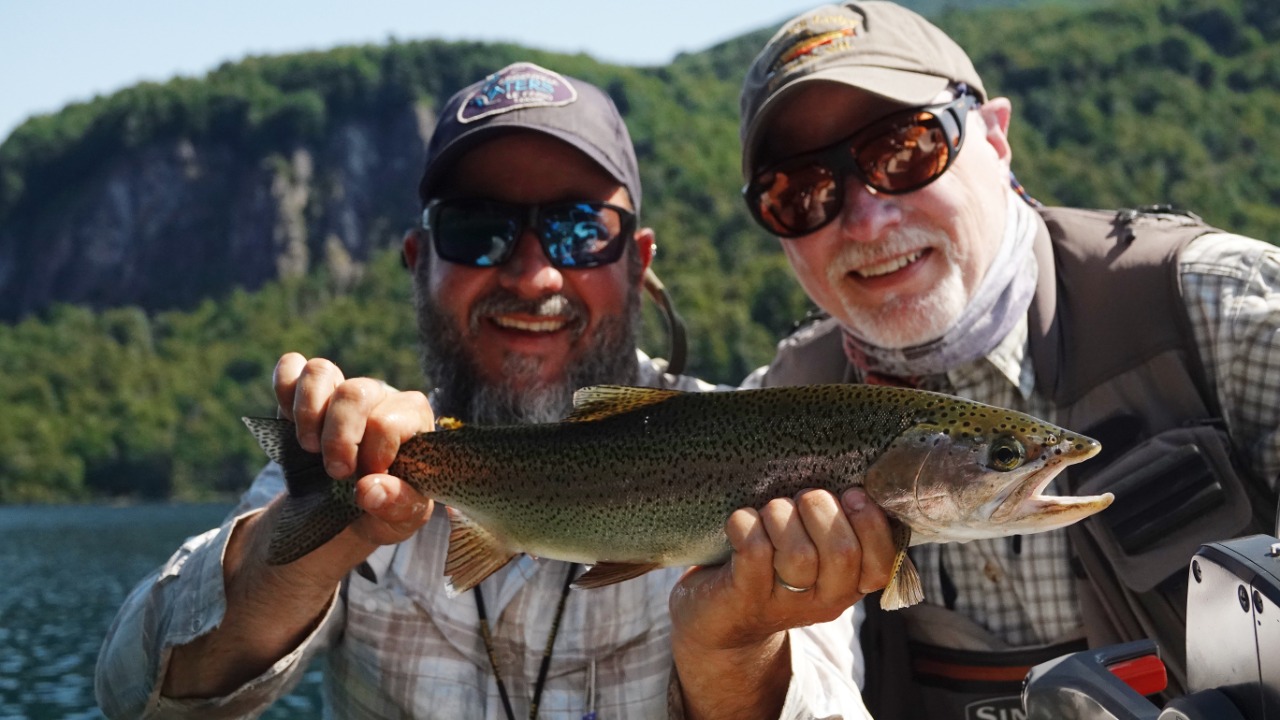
[244,384,1109,610]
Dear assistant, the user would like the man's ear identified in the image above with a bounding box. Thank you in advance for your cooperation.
[634,227,656,275]
[980,96,1014,168]
[402,229,422,270]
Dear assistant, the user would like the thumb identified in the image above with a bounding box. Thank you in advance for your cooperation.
[353,474,433,543]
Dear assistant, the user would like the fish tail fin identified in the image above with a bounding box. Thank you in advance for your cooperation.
[242,417,363,565]
[880,520,925,610]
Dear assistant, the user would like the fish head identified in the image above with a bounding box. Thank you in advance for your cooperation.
[866,401,1110,545]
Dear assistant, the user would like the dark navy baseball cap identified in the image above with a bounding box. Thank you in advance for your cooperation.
[417,62,642,213]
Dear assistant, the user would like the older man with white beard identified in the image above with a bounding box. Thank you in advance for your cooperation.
[739,3,1280,719]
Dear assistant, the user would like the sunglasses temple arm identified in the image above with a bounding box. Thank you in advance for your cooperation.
[642,268,689,377]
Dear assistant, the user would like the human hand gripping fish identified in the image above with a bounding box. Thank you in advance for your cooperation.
[249,367,1111,610]
[271,354,438,554]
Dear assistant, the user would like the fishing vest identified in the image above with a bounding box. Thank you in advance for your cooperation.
[756,206,1274,720]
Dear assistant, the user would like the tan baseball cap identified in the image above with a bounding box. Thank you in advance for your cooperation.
[740,1,986,178]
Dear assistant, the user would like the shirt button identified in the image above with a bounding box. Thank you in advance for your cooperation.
[983,560,1003,584]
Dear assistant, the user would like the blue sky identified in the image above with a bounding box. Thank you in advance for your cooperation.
[0,0,818,142]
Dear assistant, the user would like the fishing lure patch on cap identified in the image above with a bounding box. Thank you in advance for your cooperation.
[458,62,578,124]
[766,15,862,83]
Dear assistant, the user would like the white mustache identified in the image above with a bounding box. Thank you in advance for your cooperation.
[468,292,585,333]
[826,227,951,284]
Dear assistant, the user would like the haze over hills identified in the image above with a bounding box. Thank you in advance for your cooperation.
[0,0,1277,502]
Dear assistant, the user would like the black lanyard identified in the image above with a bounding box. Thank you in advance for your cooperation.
[474,562,580,720]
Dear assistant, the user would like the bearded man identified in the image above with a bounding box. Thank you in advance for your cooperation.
[96,62,893,720]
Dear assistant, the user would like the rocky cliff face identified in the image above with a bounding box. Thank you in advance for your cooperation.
[0,102,435,321]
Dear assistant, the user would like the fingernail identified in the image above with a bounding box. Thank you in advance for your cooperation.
[843,488,867,513]
[364,479,387,510]
[326,460,349,479]
[301,433,319,453]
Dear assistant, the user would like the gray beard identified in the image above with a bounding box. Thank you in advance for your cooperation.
[413,272,641,426]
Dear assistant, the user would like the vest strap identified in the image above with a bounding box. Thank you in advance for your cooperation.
[911,638,1087,685]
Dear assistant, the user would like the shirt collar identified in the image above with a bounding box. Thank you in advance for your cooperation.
[944,313,1036,399]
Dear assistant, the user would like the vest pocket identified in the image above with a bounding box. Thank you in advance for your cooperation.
[1075,423,1254,594]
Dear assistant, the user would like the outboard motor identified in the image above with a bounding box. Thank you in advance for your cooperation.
[1023,534,1280,719]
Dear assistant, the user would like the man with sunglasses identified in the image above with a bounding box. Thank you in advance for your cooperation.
[738,2,1280,719]
[97,62,890,719]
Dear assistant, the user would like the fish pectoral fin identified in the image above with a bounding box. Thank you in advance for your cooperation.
[880,521,925,611]
[881,552,924,611]
[573,561,662,589]
[443,508,518,596]
[565,385,683,423]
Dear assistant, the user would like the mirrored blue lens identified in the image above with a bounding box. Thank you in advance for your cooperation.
[426,200,632,269]
[543,203,626,268]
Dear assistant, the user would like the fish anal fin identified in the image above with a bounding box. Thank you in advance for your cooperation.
[444,508,518,596]
[565,385,683,423]
[573,561,662,589]
[880,520,925,610]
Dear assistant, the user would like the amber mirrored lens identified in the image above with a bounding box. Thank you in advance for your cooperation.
[754,165,841,237]
[857,117,952,193]
[745,94,972,239]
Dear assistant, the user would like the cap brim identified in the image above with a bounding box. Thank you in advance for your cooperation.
[741,67,952,179]
[419,120,637,211]
[418,124,504,202]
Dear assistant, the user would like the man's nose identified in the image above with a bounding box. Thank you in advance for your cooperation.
[498,228,564,298]
[837,181,902,242]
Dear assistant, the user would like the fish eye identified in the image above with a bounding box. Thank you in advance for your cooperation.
[987,435,1026,472]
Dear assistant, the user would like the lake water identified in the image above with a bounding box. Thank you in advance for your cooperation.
[0,503,324,719]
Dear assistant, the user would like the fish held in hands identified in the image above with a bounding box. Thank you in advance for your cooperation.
[243,383,1109,610]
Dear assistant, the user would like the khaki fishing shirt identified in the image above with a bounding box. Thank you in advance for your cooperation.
[95,353,875,720]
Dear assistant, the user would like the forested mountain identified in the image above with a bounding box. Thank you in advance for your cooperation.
[1,0,1277,502]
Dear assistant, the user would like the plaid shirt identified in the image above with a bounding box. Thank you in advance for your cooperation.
[96,355,873,719]
[899,230,1280,647]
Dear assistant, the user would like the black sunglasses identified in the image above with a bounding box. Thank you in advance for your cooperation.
[422,198,636,269]
[743,92,980,239]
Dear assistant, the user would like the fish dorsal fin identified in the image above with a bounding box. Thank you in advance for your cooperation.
[564,385,684,423]
[437,416,464,431]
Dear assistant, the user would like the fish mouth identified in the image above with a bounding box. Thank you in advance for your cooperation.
[989,449,1112,529]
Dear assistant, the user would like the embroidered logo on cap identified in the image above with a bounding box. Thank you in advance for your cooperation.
[457,62,578,124]
[766,15,862,85]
